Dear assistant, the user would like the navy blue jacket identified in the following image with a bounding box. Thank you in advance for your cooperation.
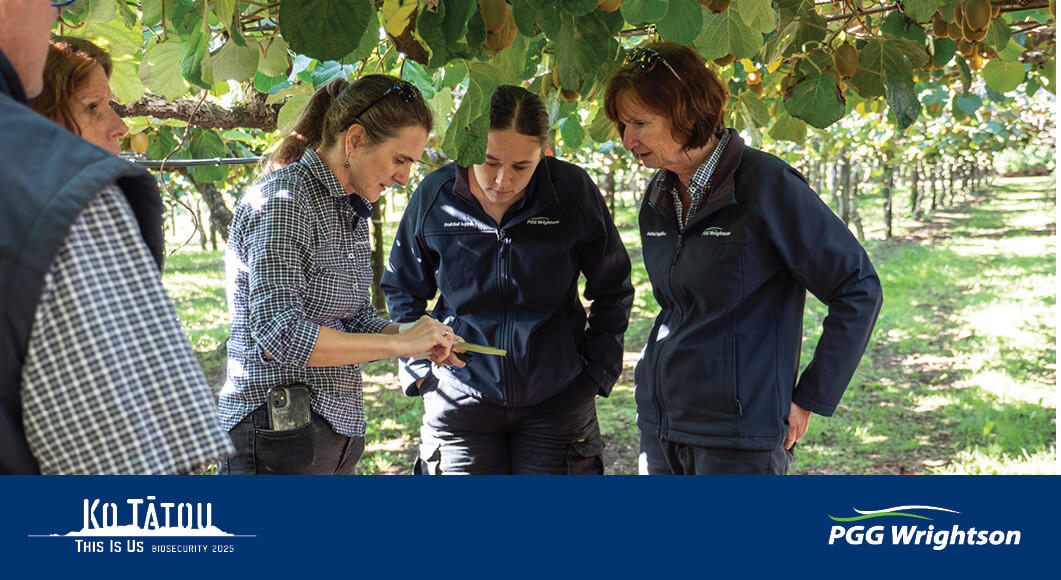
[382,158,633,407]
[636,130,883,450]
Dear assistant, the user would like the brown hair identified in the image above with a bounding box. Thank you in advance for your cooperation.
[29,36,113,136]
[603,41,729,150]
[490,85,549,145]
[268,74,433,171]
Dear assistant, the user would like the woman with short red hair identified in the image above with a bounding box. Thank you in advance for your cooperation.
[604,41,883,475]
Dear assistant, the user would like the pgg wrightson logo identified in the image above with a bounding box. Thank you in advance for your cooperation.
[827,505,1021,551]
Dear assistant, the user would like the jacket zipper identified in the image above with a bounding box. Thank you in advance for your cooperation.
[496,227,513,403]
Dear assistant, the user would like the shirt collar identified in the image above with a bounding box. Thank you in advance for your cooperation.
[299,149,372,218]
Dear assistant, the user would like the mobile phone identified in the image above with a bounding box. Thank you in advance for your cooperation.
[267,384,312,431]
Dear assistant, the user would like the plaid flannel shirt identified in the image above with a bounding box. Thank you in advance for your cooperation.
[657,131,731,231]
[20,185,234,474]
[218,150,389,437]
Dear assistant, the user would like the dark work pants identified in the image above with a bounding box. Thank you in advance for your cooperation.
[219,404,365,475]
[639,429,794,475]
[416,378,604,475]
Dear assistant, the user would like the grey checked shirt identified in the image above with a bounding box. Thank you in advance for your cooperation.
[218,150,389,437]
[657,131,731,231]
[20,185,235,474]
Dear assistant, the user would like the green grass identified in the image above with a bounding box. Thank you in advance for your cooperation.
[164,175,1056,474]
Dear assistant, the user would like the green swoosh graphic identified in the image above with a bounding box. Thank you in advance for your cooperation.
[828,512,933,522]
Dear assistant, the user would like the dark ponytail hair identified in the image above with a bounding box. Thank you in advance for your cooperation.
[268,74,433,171]
[490,85,549,146]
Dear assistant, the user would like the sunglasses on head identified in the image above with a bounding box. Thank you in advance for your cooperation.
[350,81,422,121]
[51,1,78,7]
[625,47,683,82]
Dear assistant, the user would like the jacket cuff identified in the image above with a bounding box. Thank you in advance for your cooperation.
[791,390,837,417]
[582,363,616,397]
[399,358,434,396]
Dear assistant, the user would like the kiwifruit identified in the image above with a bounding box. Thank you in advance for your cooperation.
[597,0,624,13]
[963,20,988,42]
[954,2,965,28]
[479,0,507,33]
[485,6,515,50]
[964,0,993,32]
[748,82,764,96]
[957,39,975,58]
[931,14,949,39]
[947,21,963,41]
[968,52,984,71]
[561,88,580,102]
[713,54,736,66]
[928,102,943,114]
[834,42,859,79]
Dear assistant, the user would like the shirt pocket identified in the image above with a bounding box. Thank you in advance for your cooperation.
[304,242,368,322]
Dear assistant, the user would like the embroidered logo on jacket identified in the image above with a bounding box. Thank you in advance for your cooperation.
[443,221,478,228]
[526,216,560,226]
[702,227,732,237]
[646,231,667,237]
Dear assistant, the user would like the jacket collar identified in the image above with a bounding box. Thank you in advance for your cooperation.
[454,158,559,224]
[0,48,28,104]
[647,128,745,231]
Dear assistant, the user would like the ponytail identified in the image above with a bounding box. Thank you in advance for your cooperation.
[266,79,348,172]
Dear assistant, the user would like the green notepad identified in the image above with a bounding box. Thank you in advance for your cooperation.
[454,341,507,356]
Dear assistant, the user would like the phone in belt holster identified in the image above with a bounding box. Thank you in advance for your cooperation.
[267,384,312,431]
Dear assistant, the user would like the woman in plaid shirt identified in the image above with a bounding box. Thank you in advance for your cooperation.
[218,76,464,475]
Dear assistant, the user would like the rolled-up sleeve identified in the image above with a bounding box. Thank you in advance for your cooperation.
[243,184,321,367]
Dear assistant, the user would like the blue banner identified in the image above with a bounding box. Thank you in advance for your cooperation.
[0,476,1056,577]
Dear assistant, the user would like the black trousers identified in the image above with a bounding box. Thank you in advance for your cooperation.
[416,377,604,475]
[639,429,794,475]
[219,404,365,475]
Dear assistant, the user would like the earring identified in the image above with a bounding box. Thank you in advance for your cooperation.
[343,157,350,168]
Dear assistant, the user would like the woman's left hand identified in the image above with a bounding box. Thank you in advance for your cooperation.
[785,402,812,450]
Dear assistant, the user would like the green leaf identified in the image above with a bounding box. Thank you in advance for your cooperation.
[620,0,670,26]
[180,26,210,90]
[189,129,230,183]
[140,40,189,101]
[954,92,982,115]
[115,0,138,28]
[773,0,826,57]
[279,0,374,62]
[657,0,703,46]
[441,0,477,50]
[587,106,618,143]
[932,37,955,67]
[1040,59,1056,93]
[212,0,237,31]
[71,17,144,60]
[982,59,1026,94]
[553,12,614,91]
[784,72,845,128]
[511,0,540,37]
[493,32,530,83]
[65,0,116,24]
[849,35,927,99]
[998,39,1024,62]
[146,127,180,160]
[736,0,777,34]
[880,11,927,44]
[426,87,454,137]
[558,0,598,16]
[769,112,807,144]
[956,55,972,93]
[110,60,146,104]
[900,0,947,22]
[345,8,382,63]
[739,91,771,128]
[559,114,585,149]
[885,71,920,130]
[695,8,764,60]
[442,62,501,165]
[277,95,310,132]
[259,37,291,77]
[984,17,1011,53]
[211,39,260,83]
